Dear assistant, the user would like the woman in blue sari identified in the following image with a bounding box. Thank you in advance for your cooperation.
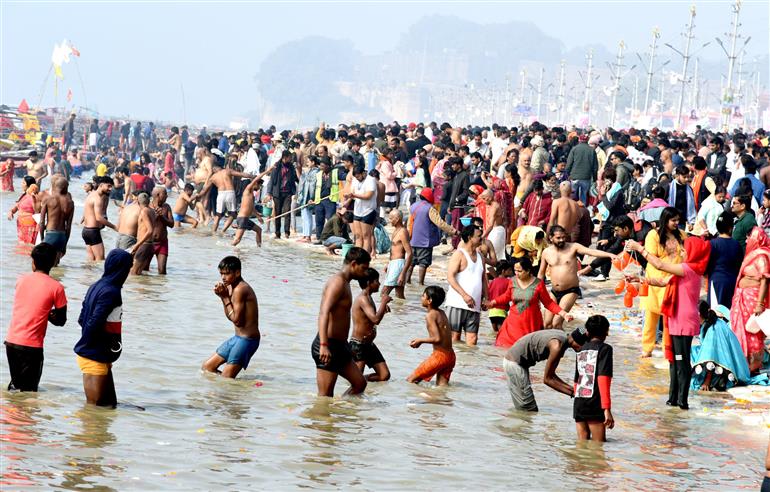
[691,302,750,392]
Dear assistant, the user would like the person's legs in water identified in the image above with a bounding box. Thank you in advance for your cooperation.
[672,335,693,409]
[338,359,367,396]
[83,370,117,407]
[316,368,339,397]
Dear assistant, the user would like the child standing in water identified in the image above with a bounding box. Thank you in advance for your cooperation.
[350,268,392,381]
[407,286,456,386]
[573,315,614,442]
[487,260,513,332]
[202,256,261,379]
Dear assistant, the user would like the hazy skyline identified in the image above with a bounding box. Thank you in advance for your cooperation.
[2,0,768,126]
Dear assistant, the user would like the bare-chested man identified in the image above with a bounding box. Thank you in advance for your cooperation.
[312,246,371,397]
[115,196,141,251]
[480,189,506,260]
[381,209,413,299]
[516,153,533,211]
[350,268,392,382]
[82,176,117,261]
[25,151,48,186]
[129,192,156,275]
[39,176,74,265]
[200,163,253,233]
[201,256,260,379]
[548,182,579,234]
[232,167,273,247]
[150,187,173,274]
[538,225,618,329]
[193,145,215,223]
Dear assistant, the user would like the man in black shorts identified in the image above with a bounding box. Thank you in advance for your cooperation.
[346,165,378,256]
[312,246,371,396]
[350,268,392,381]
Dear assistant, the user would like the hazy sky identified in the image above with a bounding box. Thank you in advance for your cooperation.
[2,0,767,125]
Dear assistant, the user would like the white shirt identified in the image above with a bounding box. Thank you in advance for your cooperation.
[245,147,260,174]
[353,175,378,217]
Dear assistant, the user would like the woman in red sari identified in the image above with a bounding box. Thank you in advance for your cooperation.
[7,176,40,245]
[484,257,572,348]
[730,227,770,373]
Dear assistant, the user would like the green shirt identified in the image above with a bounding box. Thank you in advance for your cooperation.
[733,212,757,252]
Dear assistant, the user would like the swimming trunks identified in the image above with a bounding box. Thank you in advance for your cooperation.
[236,216,260,231]
[115,233,137,250]
[552,286,582,304]
[353,210,377,225]
[76,354,112,376]
[42,230,67,253]
[216,190,237,216]
[349,339,385,368]
[447,306,481,334]
[311,334,353,373]
[383,258,406,287]
[412,246,433,267]
[153,237,169,256]
[82,227,103,246]
[409,348,456,383]
[216,335,260,369]
[173,213,186,222]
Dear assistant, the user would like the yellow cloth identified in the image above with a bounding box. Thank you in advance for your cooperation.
[77,355,112,376]
[96,163,108,177]
[510,225,545,265]
[640,229,684,312]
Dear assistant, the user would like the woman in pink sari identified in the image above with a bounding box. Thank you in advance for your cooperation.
[730,227,770,373]
[7,176,40,245]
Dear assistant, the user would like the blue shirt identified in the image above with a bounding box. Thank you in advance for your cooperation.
[729,174,765,205]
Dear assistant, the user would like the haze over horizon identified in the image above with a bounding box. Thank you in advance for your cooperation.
[2,0,768,127]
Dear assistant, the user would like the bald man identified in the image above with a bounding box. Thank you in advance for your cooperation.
[547,181,579,234]
[480,189,506,260]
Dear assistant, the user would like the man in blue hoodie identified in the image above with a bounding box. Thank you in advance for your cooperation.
[74,249,132,407]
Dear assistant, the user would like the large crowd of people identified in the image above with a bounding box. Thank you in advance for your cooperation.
[4,117,770,444]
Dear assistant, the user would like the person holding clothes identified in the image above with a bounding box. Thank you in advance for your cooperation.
[626,235,711,410]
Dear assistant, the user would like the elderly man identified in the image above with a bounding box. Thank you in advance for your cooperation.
[531,135,549,173]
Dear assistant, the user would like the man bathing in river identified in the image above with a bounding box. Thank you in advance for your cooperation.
[150,187,174,274]
[232,167,273,247]
[407,286,456,386]
[172,183,199,228]
[381,209,412,299]
[82,176,117,261]
[202,256,261,378]
[312,246,371,397]
[39,176,74,266]
[538,225,618,329]
[350,268,392,381]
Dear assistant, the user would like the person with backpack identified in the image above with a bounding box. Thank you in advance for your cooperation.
[405,188,458,286]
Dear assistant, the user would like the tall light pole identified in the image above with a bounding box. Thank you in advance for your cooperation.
[675,5,696,130]
[536,67,545,122]
[717,0,743,130]
[643,27,660,115]
[609,41,625,128]
[557,60,566,125]
[583,49,594,125]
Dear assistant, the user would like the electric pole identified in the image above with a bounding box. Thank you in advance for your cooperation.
[644,27,660,115]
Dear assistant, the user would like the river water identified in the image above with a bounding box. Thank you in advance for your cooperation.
[1,175,767,490]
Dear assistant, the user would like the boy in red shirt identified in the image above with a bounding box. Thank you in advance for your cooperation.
[487,260,513,332]
[4,243,67,391]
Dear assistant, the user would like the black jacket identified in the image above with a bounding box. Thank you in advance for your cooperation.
[706,152,728,180]
[447,170,470,209]
[269,162,299,197]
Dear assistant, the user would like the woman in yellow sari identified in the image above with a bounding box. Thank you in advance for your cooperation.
[640,207,685,357]
[509,225,546,270]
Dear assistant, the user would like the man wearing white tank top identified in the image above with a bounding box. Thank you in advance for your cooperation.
[445,225,487,346]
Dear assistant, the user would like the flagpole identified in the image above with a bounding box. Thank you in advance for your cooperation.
[36,64,53,110]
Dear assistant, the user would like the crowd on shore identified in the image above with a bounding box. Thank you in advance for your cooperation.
[4,117,770,445]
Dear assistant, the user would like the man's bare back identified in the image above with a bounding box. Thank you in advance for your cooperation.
[228,280,260,339]
[321,273,353,341]
[550,196,579,232]
[351,294,378,343]
[42,188,74,233]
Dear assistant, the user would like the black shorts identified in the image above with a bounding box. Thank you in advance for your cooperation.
[236,216,260,231]
[412,246,434,267]
[353,210,377,225]
[5,342,44,391]
[82,227,103,246]
[311,334,353,373]
[489,316,506,326]
[552,286,582,304]
[349,339,385,368]
[574,411,605,423]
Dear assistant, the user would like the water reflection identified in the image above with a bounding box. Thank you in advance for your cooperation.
[58,406,119,491]
[1,395,44,487]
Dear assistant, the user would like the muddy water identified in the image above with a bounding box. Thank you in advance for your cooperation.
[0,175,766,489]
